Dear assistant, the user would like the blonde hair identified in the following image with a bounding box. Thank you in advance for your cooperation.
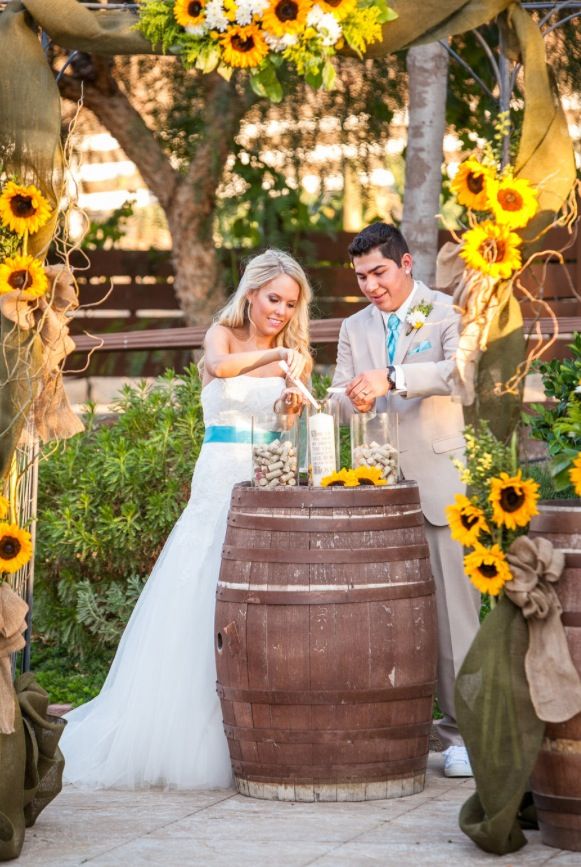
[214,248,313,377]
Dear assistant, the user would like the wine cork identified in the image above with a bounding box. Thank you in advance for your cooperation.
[253,438,297,488]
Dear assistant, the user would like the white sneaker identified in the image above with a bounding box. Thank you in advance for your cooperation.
[443,745,473,777]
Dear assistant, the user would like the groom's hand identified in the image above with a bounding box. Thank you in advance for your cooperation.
[346,369,390,412]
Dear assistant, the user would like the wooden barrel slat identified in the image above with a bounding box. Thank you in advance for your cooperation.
[224,721,432,742]
[227,510,424,532]
[215,481,437,802]
[231,754,429,778]
[217,682,437,704]
[221,543,430,564]
[530,502,581,850]
[230,480,422,508]
[217,580,436,605]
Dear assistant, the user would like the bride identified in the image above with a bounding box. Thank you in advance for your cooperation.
[61,249,313,789]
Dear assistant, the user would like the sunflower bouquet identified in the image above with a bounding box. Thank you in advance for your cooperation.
[137,0,396,100]
[451,152,539,282]
[321,466,387,486]
[446,423,540,598]
[0,176,53,301]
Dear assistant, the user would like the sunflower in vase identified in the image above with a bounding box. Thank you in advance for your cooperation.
[446,423,540,599]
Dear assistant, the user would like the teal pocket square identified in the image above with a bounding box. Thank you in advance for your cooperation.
[409,340,432,355]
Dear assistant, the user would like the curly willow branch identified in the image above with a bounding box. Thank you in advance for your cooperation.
[493,185,579,397]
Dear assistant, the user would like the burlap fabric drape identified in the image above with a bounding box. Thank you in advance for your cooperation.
[0,674,66,862]
[456,536,581,854]
[0,584,28,735]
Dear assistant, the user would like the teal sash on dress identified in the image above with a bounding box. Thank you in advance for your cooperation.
[203,425,278,445]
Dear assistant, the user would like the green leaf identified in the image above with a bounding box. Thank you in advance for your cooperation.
[250,65,283,103]
[322,61,337,91]
[195,45,221,74]
[305,68,324,90]
[216,63,234,82]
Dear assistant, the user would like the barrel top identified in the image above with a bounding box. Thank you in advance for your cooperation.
[231,480,421,509]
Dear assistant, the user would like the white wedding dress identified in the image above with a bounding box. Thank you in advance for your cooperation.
[61,375,284,789]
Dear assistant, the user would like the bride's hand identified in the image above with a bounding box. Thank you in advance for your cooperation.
[274,387,303,415]
[280,347,306,382]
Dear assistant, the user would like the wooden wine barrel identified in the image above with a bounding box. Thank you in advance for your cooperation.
[215,481,437,802]
[529,500,581,850]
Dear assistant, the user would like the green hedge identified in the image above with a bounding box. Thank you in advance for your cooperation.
[35,366,205,659]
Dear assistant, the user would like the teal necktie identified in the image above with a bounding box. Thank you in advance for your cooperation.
[386,313,400,364]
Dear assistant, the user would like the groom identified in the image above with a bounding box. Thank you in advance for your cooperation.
[330,222,480,777]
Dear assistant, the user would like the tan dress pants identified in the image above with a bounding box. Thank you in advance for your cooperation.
[424,520,481,749]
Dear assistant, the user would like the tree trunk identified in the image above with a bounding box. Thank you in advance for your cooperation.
[58,59,254,324]
[401,42,449,287]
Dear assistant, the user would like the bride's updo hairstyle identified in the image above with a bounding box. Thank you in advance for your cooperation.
[215,249,313,377]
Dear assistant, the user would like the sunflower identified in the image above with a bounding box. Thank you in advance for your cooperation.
[0,497,9,520]
[321,468,359,487]
[446,494,489,546]
[174,0,205,27]
[261,0,311,36]
[464,544,512,596]
[352,466,387,486]
[489,470,540,530]
[220,23,269,67]
[0,181,52,236]
[0,523,33,574]
[317,0,356,17]
[0,255,48,299]
[450,159,494,211]
[569,454,581,496]
[460,221,522,280]
[487,174,538,230]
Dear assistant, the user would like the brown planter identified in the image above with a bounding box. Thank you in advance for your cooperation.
[215,481,437,802]
[529,500,581,850]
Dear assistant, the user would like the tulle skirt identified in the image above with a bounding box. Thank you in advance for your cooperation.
[60,443,252,789]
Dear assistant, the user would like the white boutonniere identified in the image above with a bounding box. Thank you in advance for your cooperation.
[405,301,433,335]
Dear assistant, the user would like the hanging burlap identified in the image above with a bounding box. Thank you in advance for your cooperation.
[0,266,84,443]
[456,535,579,854]
[0,674,66,863]
[456,594,545,854]
[0,584,28,735]
[505,536,581,724]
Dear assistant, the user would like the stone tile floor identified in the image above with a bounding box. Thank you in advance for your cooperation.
[18,754,575,866]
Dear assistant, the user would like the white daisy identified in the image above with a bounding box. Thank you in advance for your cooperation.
[235,0,255,25]
[205,0,229,31]
[406,310,427,330]
[307,5,324,26]
[317,12,342,46]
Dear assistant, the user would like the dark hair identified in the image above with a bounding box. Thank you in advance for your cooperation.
[348,222,409,264]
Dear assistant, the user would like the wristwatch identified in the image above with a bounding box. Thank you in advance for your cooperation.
[386,365,396,390]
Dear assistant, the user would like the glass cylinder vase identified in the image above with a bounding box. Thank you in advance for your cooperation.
[251,412,299,488]
[350,412,399,484]
[307,398,340,487]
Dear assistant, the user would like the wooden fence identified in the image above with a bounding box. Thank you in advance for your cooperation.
[68,227,581,376]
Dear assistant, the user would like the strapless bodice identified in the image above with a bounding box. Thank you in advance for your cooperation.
[201,375,285,427]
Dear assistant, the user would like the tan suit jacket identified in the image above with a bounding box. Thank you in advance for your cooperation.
[331,282,465,526]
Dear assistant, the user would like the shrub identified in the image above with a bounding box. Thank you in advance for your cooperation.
[527,333,581,490]
[35,365,204,657]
